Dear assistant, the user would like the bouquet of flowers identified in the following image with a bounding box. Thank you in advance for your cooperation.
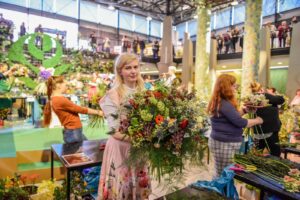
[242,94,269,109]
[119,82,208,181]
[242,94,270,151]
[88,82,108,128]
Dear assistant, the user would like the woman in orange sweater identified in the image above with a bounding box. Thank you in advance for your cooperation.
[43,76,103,143]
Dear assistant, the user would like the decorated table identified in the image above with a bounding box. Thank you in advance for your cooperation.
[234,154,300,200]
[51,139,107,200]
[234,170,300,200]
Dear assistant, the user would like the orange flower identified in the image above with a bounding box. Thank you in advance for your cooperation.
[155,115,164,125]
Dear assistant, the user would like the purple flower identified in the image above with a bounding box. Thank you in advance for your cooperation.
[39,70,52,81]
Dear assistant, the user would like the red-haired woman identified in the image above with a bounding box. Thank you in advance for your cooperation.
[207,74,263,177]
[43,76,103,143]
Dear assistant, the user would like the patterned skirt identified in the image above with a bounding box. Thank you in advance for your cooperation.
[97,136,151,200]
[209,137,241,178]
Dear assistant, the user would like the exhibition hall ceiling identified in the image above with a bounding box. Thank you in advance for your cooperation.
[91,0,242,24]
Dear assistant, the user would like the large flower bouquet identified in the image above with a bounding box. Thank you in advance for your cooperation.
[119,83,208,181]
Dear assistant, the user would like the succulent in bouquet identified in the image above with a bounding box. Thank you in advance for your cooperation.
[119,82,208,182]
[88,83,108,128]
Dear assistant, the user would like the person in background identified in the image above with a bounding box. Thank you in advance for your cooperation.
[122,35,129,53]
[223,31,231,54]
[278,21,289,48]
[132,36,139,54]
[97,53,151,200]
[216,34,223,54]
[90,31,97,52]
[250,82,285,157]
[43,76,102,143]
[143,75,153,90]
[239,27,244,50]
[139,39,145,58]
[20,22,26,37]
[103,37,110,53]
[207,74,263,177]
[165,66,176,87]
[266,87,277,95]
[34,24,43,48]
[152,40,159,59]
[290,88,300,110]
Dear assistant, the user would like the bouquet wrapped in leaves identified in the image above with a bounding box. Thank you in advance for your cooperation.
[88,83,108,128]
[119,83,208,181]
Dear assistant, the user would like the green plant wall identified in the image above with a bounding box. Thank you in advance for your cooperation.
[270,68,288,94]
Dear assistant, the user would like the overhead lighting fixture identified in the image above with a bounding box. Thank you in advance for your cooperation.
[146,16,152,21]
[231,1,239,6]
[277,62,283,65]
[108,5,115,10]
[193,15,198,19]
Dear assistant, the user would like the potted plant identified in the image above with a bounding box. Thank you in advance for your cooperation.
[0,174,30,200]
[20,174,39,195]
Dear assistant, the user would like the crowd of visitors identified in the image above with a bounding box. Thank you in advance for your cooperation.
[213,16,298,54]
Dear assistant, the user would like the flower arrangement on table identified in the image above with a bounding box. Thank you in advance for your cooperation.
[283,169,300,192]
[234,153,300,193]
[119,82,208,181]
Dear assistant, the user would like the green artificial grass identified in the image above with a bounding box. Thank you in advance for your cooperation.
[0,131,16,158]
[18,161,62,171]
[0,124,109,158]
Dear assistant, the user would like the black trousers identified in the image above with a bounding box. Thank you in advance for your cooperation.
[257,131,281,157]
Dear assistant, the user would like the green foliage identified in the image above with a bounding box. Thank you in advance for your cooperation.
[28,34,44,60]
[18,77,38,89]
[54,64,71,75]
[43,39,63,68]
[8,34,39,74]
[42,34,52,52]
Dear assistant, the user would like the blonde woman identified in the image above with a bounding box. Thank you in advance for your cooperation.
[98,53,151,200]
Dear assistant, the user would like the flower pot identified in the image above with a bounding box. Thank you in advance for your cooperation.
[0,119,4,127]
[21,185,38,195]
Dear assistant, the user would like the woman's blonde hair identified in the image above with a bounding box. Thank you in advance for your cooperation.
[250,82,262,93]
[112,53,144,99]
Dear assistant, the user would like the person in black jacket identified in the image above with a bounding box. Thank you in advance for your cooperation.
[250,82,285,156]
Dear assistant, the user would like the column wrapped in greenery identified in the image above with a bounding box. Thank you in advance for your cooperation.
[195,0,211,99]
[241,0,263,97]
